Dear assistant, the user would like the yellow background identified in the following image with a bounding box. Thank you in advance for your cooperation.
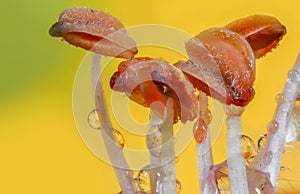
[1,0,300,193]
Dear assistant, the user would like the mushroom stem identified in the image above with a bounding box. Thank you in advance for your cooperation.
[251,53,300,187]
[225,105,249,194]
[156,99,177,194]
[148,109,163,193]
[91,54,136,194]
[196,92,215,194]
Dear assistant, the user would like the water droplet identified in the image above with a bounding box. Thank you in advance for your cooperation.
[264,151,273,165]
[275,93,284,104]
[146,126,162,157]
[88,109,101,129]
[137,166,151,193]
[216,166,230,192]
[112,129,125,148]
[246,155,256,166]
[200,109,212,124]
[288,69,300,81]
[193,119,208,144]
[126,170,134,179]
[241,135,256,159]
[176,179,182,194]
[175,156,180,163]
[257,134,267,152]
[267,120,279,134]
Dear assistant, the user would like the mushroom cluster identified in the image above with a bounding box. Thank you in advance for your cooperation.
[50,8,294,194]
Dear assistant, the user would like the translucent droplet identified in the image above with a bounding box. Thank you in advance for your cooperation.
[241,135,256,159]
[280,166,287,171]
[267,120,279,134]
[88,109,101,129]
[193,119,208,144]
[146,126,162,157]
[257,134,267,152]
[264,151,273,165]
[246,155,256,166]
[112,129,125,148]
[286,100,300,142]
[137,167,151,193]
[288,69,300,81]
[126,170,134,179]
[275,93,284,104]
[200,109,212,124]
[216,166,230,192]
[175,156,180,163]
[176,179,182,194]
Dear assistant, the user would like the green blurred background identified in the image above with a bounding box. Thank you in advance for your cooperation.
[1,0,300,193]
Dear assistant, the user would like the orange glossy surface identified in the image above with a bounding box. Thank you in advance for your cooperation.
[176,28,256,107]
[193,119,208,144]
[225,14,286,58]
[110,57,198,123]
[49,7,137,59]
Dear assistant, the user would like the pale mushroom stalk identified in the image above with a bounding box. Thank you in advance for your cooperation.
[156,99,177,194]
[91,54,136,194]
[251,53,300,187]
[148,109,163,193]
[225,105,249,194]
[196,92,215,194]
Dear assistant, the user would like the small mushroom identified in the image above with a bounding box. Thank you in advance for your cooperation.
[110,57,199,123]
[49,7,137,59]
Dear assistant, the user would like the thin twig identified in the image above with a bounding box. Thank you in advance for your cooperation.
[91,54,136,194]
[251,53,300,187]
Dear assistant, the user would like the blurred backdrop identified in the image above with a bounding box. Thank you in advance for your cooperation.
[1,0,300,193]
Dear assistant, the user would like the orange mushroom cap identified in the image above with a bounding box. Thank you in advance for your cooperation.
[49,7,137,59]
[110,57,199,123]
[225,14,286,58]
[175,28,256,107]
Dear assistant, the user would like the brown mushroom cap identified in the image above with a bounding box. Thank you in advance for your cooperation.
[175,28,256,107]
[49,7,137,59]
[225,14,286,58]
[110,57,199,123]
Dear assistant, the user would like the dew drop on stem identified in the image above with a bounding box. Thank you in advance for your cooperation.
[88,109,101,129]
[267,120,279,134]
[112,128,125,148]
[240,135,255,159]
[176,179,182,194]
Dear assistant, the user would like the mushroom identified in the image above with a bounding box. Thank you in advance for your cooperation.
[49,7,138,194]
[49,7,137,59]
[174,14,287,193]
[110,57,199,193]
[175,27,256,194]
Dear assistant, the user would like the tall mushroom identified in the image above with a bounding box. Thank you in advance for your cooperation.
[175,27,256,194]
[175,14,287,193]
[110,57,199,193]
[49,7,138,194]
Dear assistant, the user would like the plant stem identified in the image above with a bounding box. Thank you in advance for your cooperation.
[156,99,176,194]
[91,54,136,194]
[251,53,300,187]
[225,105,249,194]
[148,109,163,193]
[196,92,215,194]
